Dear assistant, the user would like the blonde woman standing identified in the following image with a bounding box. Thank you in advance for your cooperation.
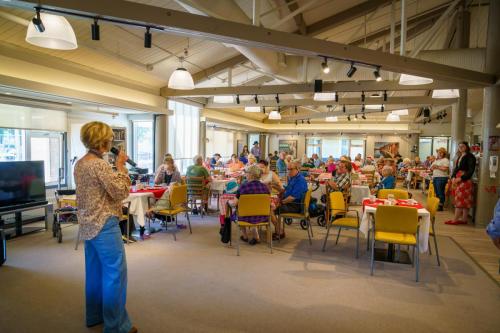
[74,121,137,333]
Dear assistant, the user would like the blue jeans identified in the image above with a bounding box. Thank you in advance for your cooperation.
[433,177,448,206]
[85,216,132,333]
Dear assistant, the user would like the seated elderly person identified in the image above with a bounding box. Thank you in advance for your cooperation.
[154,156,182,185]
[244,154,258,171]
[275,161,308,240]
[371,166,396,195]
[328,160,352,193]
[227,154,244,171]
[257,159,283,193]
[210,153,223,168]
[232,165,271,245]
[187,155,212,214]
[361,158,376,173]
[325,157,336,173]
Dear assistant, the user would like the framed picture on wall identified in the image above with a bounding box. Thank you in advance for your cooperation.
[374,142,399,158]
[279,140,297,157]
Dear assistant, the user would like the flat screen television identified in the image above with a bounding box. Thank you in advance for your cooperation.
[0,161,47,212]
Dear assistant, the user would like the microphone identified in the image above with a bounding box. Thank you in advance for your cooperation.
[110,147,137,167]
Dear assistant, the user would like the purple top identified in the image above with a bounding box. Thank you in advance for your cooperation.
[237,180,270,223]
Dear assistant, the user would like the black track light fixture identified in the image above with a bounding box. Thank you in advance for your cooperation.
[262,106,266,114]
[32,7,45,33]
[236,95,240,104]
[373,67,382,82]
[335,92,338,102]
[307,119,311,124]
[254,94,258,104]
[362,104,365,112]
[361,91,365,102]
[301,120,304,124]
[383,90,388,102]
[294,106,298,114]
[295,120,298,126]
[362,114,366,120]
[144,27,152,48]
[346,62,357,78]
[91,18,100,41]
[278,106,281,113]
[343,104,346,113]
[275,94,280,104]
[355,114,358,119]
[381,105,384,112]
[347,115,351,121]
[321,57,330,74]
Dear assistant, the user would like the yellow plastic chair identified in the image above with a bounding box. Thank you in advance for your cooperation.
[377,189,409,200]
[322,191,361,258]
[370,205,420,281]
[234,194,272,256]
[426,196,441,266]
[427,182,435,198]
[155,185,192,241]
[280,189,313,245]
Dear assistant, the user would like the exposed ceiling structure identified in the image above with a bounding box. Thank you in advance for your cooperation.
[0,0,493,131]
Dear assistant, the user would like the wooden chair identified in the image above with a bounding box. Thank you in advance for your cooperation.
[361,170,376,188]
[186,176,208,218]
[269,159,277,172]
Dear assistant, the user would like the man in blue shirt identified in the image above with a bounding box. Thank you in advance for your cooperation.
[486,198,500,250]
[275,161,308,239]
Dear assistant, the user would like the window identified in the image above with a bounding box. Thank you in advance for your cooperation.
[349,139,365,160]
[320,137,364,160]
[248,133,260,151]
[306,138,321,158]
[168,100,199,174]
[419,137,450,160]
[0,128,65,186]
[206,128,234,161]
[132,120,153,173]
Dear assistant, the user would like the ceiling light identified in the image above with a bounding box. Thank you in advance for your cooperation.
[399,74,433,85]
[268,110,281,120]
[325,116,338,122]
[144,27,152,48]
[343,105,346,113]
[236,95,240,104]
[295,120,298,125]
[262,106,266,113]
[362,114,366,120]
[373,67,382,82]
[381,105,384,112]
[361,91,365,102]
[294,106,298,114]
[91,18,100,41]
[432,89,460,98]
[307,119,311,124]
[213,95,234,103]
[386,113,400,122]
[392,109,409,116]
[275,94,280,104]
[313,92,336,101]
[383,90,387,102]
[347,115,351,121]
[254,94,259,104]
[347,62,357,78]
[366,104,382,110]
[321,57,330,74]
[168,67,195,90]
[244,106,261,112]
[354,114,358,121]
[26,12,77,50]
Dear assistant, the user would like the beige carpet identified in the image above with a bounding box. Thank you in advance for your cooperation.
[0,212,499,333]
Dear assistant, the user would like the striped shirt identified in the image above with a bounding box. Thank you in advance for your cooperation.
[236,180,270,223]
[333,172,350,192]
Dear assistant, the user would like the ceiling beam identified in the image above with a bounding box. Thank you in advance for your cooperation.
[206,96,457,108]
[306,0,392,36]
[191,54,247,83]
[9,0,495,87]
[285,0,307,35]
[161,80,472,97]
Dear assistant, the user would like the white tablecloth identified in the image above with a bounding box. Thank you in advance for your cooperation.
[350,185,370,204]
[124,192,153,227]
[360,203,431,253]
[210,179,230,192]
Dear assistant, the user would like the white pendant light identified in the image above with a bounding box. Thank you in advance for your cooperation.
[168,67,195,90]
[268,110,281,120]
[213,95,234,103]
[25,13,77,50]
[325,116,338,122]
[432,89,460,98]
[244,106,261,112]
[386,113,400,122]
[366,104,383,110]
[399,74,433,85]
[391,109,409,116]
[313,92,336,101]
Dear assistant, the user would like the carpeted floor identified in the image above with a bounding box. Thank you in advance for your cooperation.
[1,207,500,332]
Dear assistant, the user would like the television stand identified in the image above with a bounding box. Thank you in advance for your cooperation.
[0,203,53,239]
